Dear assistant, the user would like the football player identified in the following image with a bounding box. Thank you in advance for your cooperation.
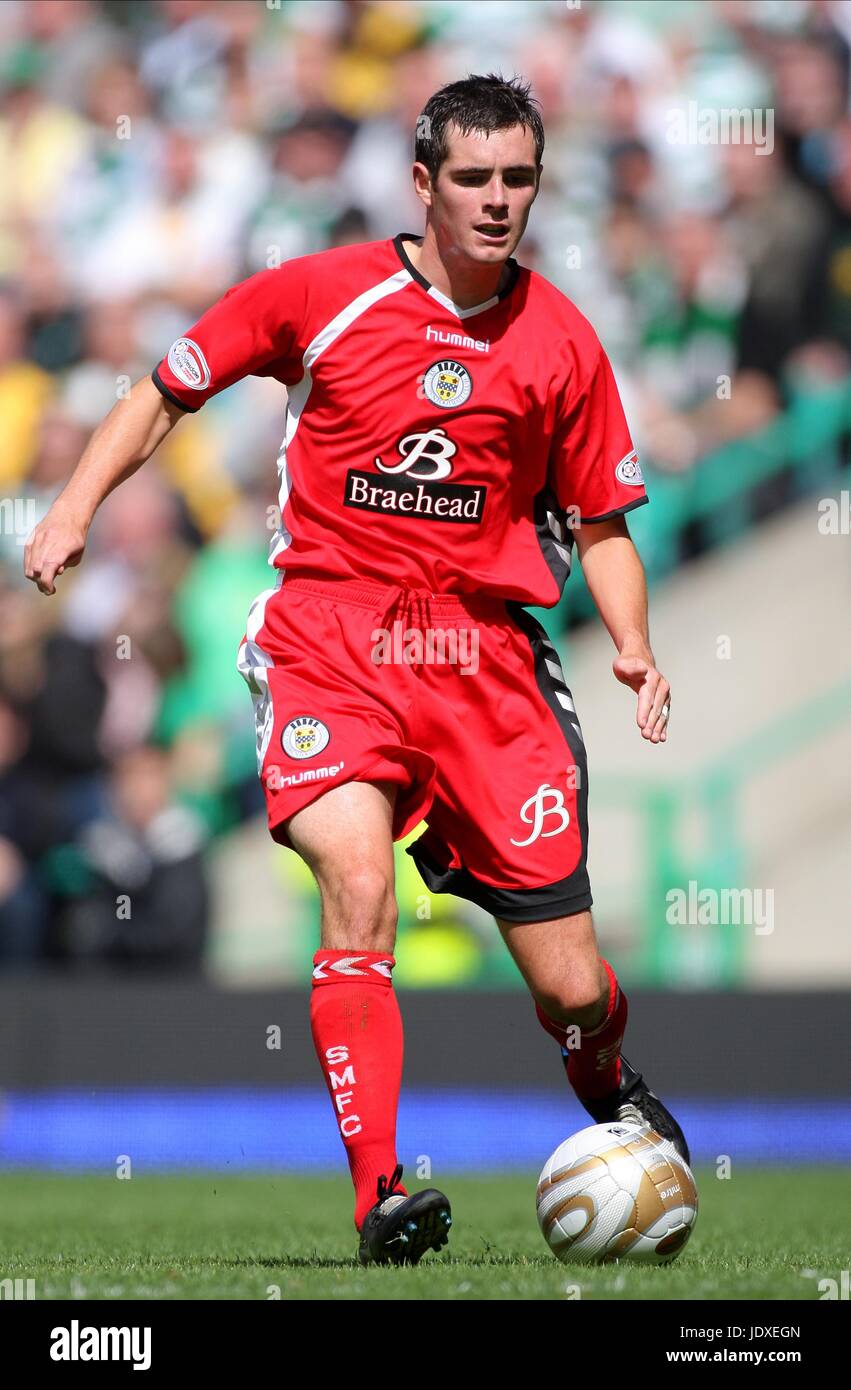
[25,73,686,1268]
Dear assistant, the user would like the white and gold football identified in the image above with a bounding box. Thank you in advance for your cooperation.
[536,1121,698,1265]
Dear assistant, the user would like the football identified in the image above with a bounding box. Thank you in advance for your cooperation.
[536,1122,698,1265]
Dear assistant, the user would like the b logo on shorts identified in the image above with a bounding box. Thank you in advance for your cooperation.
[510,783,571,847]
[282,715,330,760]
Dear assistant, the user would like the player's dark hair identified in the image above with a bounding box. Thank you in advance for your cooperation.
[415,73,544,183]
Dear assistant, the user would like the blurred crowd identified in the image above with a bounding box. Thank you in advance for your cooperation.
[0,0,849,971]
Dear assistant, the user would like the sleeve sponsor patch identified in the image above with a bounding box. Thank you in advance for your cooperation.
[615,450,644,486]
[167,337,211,390]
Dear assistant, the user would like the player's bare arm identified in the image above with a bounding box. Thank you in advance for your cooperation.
[24,374,184,596]
[575,515,671,744]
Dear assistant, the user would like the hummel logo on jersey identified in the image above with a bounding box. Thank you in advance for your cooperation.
[345,427,485,523]
[313,957,394,979]
[426,324,490,353]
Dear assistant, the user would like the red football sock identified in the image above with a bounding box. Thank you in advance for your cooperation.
[535,958,628,1100]
[310,948,407,1230]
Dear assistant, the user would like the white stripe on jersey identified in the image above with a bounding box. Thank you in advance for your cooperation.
[269,267,412,565]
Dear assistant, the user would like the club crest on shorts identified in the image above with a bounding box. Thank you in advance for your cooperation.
[167,337,211,390]
[423,360,472,409]
[615,449,644,486]
[282,715,330,760]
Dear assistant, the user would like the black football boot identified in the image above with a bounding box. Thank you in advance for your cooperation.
[357,1164,452,1266]
[577,1053,691,1166]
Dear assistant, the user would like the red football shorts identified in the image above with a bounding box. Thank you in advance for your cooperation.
[237,576,591,922]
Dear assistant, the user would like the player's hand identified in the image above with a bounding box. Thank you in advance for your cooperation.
[24,504,89,596]
[613,651,671,743]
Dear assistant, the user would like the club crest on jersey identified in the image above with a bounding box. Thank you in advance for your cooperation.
[282,715,330,760]
[167,337,211,390]
[422,360,472,409]
[615,450,643,486]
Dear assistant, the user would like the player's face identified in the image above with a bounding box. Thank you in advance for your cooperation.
[422,122,540,265]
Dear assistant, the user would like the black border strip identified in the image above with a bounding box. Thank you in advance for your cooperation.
[533,484,573,596]
[580,494,649,525]
[152,365,200,413]
[406,838,592,923]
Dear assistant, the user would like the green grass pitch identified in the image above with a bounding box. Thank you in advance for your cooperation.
[0,1169,845,1300]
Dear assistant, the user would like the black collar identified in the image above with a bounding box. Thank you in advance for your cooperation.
[392,232,519,316]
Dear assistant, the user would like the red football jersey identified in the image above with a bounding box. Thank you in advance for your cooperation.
[152,233,647,605]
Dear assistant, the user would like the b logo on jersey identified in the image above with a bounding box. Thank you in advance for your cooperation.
[375,427,457,481]
[615,450,644,486]
[282,715,330,760]
[345,426,486,523]
[167,337,211,390]
[422,360,472,409]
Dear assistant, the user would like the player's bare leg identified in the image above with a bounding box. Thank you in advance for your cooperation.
[287,780,399,953]
[286,780,451,1263]
[496,909,608,1027]
[496,911,691,1163]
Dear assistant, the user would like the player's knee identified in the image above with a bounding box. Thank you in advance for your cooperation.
[318,866,397,948]
[538,973,606,1024]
